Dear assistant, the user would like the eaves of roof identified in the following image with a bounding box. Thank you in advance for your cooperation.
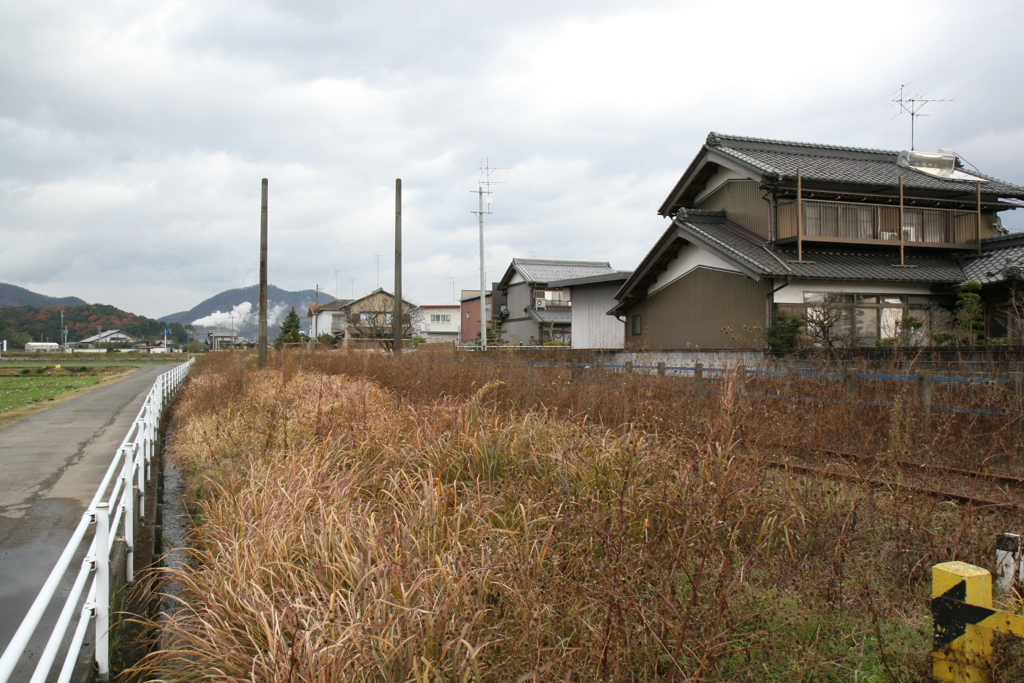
[547,271,633,288]
[526,307,572,325]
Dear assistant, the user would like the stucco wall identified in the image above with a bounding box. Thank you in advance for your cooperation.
[625,267,769,350]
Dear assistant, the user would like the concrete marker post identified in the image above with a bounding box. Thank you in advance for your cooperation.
[845,370,860,399]
[786,366,799,397]
[694,362,704,394]
[995,533,1022,595]
[657,362,666,377]
[920,370,934,415]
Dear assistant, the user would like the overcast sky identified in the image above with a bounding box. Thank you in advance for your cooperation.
[2,0,1023,319]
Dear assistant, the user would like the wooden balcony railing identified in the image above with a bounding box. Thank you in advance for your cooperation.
[778,199,983,248]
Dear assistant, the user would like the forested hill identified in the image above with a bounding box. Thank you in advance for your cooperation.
[0,282,88,307]
[161,284,329,326]
[0,304,190,346]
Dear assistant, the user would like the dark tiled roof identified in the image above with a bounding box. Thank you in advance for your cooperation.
[672,209,964,283]
[527,307,572,325]
[706,133,1024,198]
[959,236,1024,284]
[518,259,616,282]
[501,258,616,288]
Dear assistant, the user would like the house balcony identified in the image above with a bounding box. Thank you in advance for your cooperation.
[777,199,983,249]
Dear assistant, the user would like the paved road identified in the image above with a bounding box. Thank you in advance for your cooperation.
[0,363,173,675]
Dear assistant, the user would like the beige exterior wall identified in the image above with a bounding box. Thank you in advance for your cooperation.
[625,267,769,350]
[695,180,771,238]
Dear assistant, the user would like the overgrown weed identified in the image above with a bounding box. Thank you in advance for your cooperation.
[131,350,1023,682]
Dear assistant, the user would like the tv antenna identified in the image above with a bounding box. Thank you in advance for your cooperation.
[449,276,458,304]
[374,253,382,287]
[888,83,952,150]
[471,158,507,351]
[333,269,339,299]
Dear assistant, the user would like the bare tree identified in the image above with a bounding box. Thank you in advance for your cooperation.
[347,292,420,340]
[804,293,853,347]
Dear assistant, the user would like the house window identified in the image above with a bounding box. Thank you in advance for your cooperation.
[631,314,642,336]
[466,311,471,319]
[430,314,451,323]
[360,312,374,324]
[801,292,917,342]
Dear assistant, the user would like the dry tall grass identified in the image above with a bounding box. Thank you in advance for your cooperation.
[135,351,1024,682]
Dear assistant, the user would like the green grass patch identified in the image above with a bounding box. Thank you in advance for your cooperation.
[0,367,131,413]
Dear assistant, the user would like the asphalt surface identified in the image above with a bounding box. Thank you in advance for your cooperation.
[0,363,173,677]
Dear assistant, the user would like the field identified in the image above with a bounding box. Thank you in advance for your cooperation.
[0,365,132,416]
[137,350,1024,682]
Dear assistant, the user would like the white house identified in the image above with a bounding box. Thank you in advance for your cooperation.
[307,299,353,339]
[413,304,461,342]
[77,330,139,349]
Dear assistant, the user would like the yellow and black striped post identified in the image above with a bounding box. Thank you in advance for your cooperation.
[932,561,1024,682]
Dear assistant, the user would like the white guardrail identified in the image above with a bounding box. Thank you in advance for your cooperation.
[0,358,195,683]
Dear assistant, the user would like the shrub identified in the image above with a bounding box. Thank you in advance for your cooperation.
[765,311,805,348]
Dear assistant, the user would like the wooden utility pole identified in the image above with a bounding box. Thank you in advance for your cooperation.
[393,179,402,356]
[258,178,268,367]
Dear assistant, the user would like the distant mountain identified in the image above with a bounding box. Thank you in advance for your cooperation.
[0,283,88,307]
[162,285,334,339]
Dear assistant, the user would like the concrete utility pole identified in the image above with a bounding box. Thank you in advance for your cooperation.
[258,178,268,367]
[476,187,487,350]
[393,179,402,356]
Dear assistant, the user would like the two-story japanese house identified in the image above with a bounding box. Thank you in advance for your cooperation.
[611,133,1024,349]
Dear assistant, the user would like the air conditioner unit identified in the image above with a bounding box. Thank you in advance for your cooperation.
[535,298,546,309]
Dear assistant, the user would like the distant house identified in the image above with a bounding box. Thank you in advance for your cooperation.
[307,298,353,339]
[344,289,418,341]
[611,132,1024,349]
[497,259,618,344]
[413,304,461,342]
[206,330,246,350]
[547,271,632,349]
[459,286,507,344]
[77,329,139,349]
[25,342,60,352]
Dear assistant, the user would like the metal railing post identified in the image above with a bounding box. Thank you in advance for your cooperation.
[124,453,135,584]
[135,442,145,519]
[94,504,110,682]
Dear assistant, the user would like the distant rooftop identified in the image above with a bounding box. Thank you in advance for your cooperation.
[499,258,617,289]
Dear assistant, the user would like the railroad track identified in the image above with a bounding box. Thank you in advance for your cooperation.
[753,442,1024,510]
